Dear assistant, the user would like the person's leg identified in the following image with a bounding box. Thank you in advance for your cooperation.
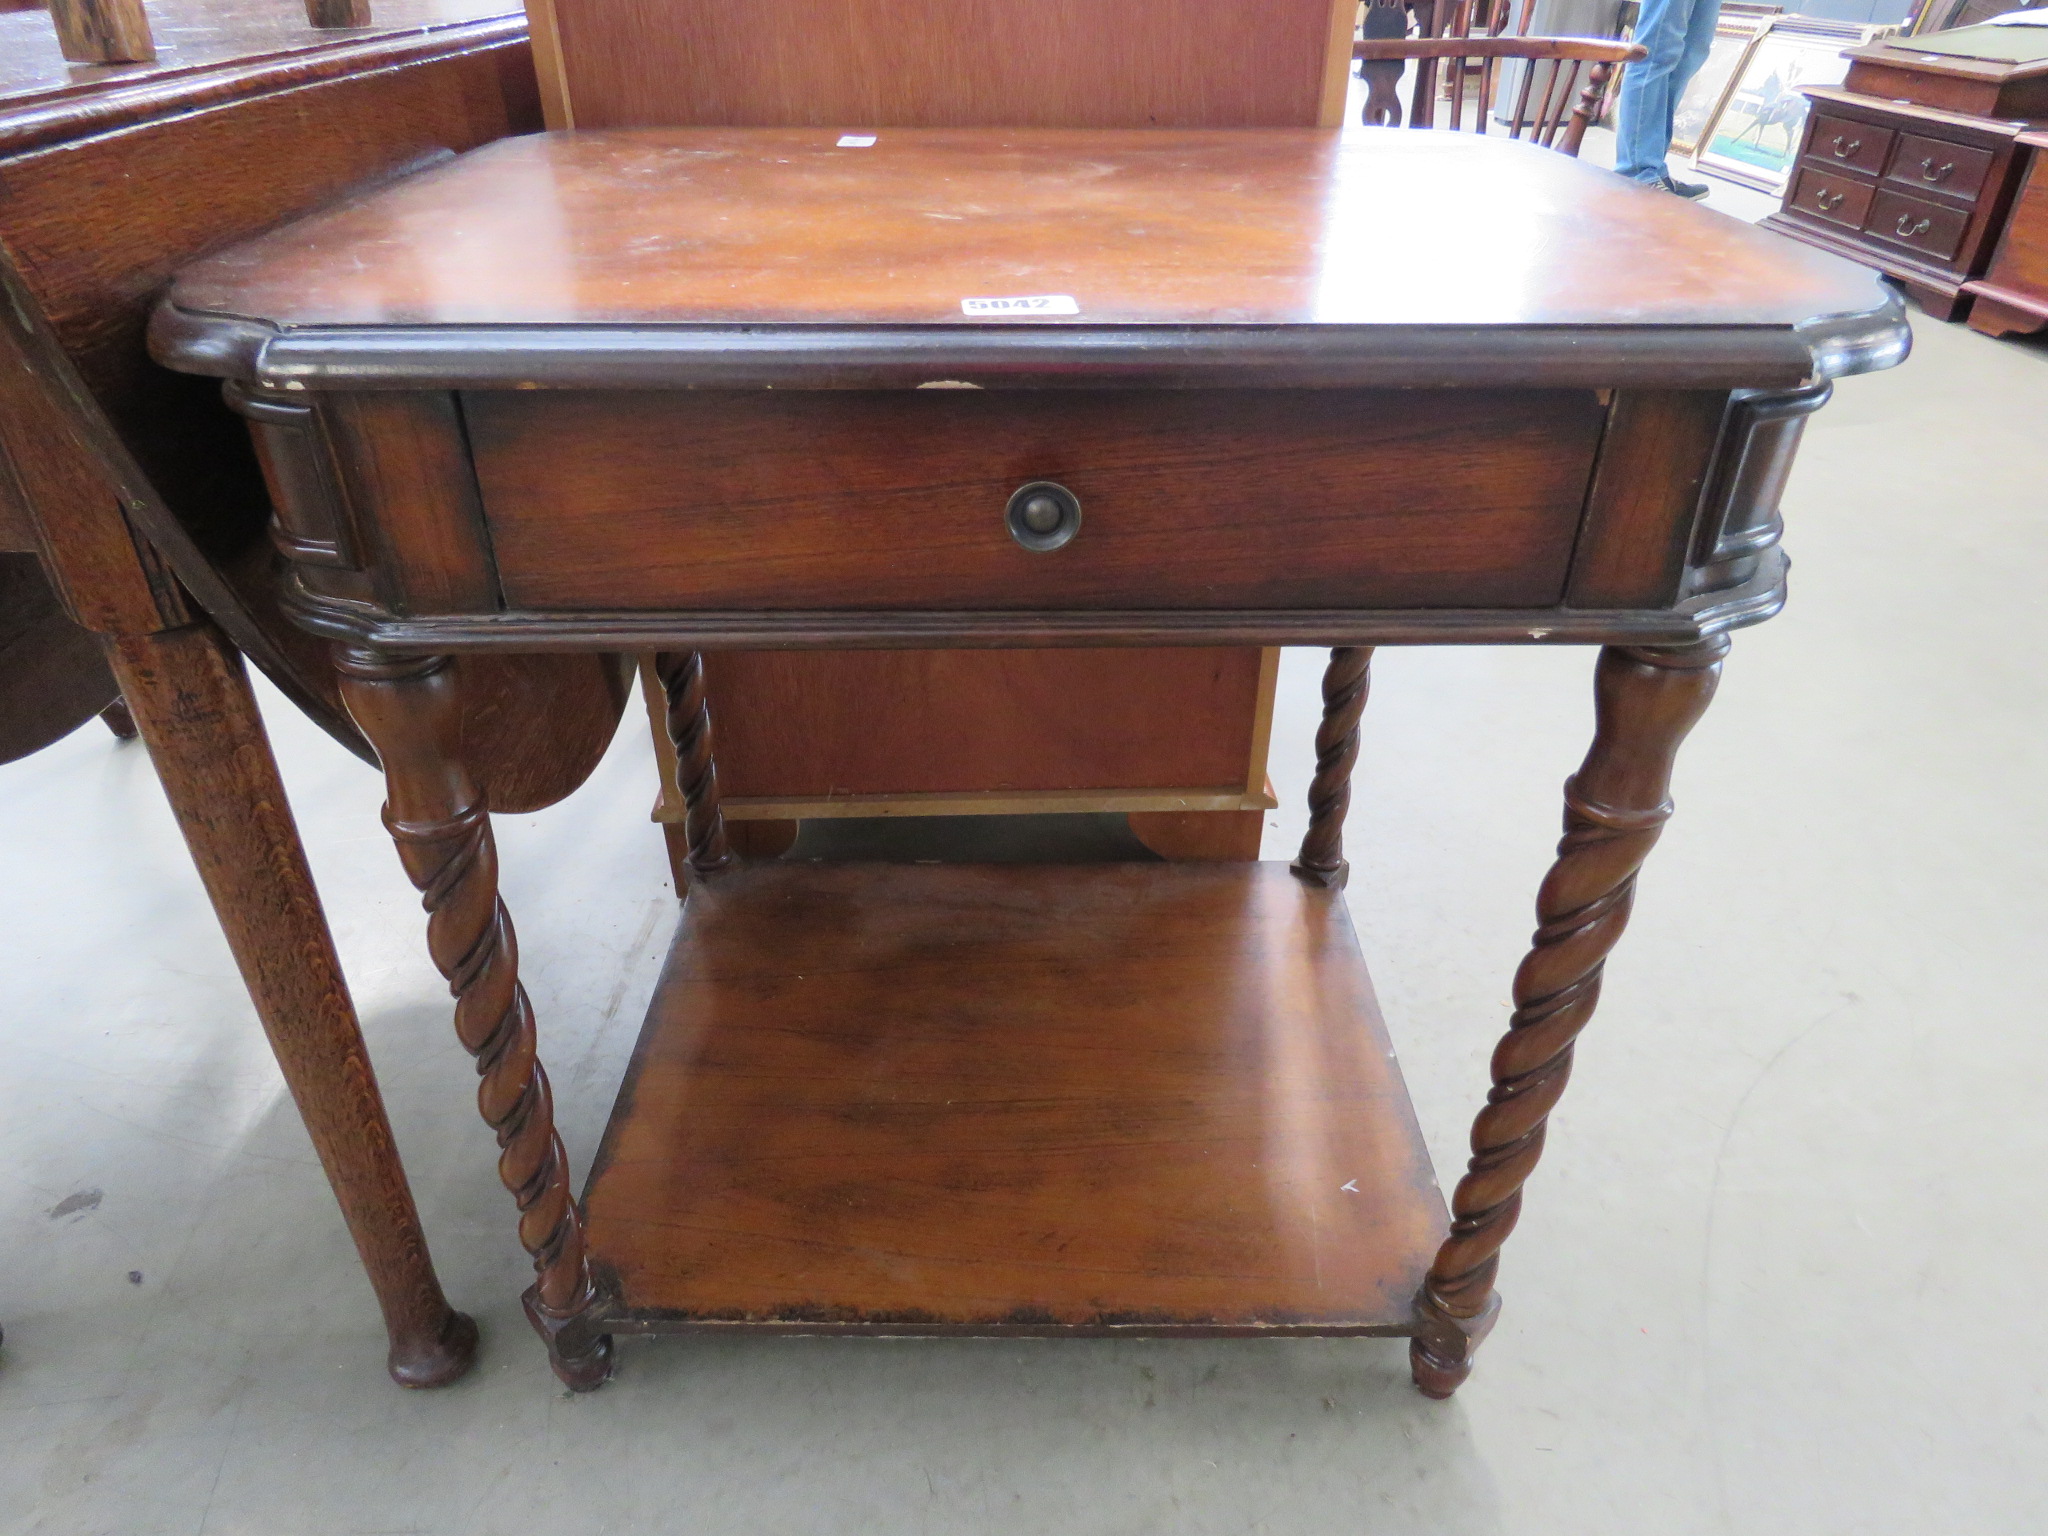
[1665,0,1725,153]
[1614,0,1696,184]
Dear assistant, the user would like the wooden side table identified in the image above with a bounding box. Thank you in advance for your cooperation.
[152,127,1907,1396]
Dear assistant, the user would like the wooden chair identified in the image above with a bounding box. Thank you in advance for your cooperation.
[1355,0,1643,154]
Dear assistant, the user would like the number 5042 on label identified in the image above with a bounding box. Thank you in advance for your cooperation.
[960,295,1081,316]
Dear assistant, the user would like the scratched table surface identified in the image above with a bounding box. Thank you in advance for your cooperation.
[0,0,515,107]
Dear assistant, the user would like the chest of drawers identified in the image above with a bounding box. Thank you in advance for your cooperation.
[1761,87,2032,320]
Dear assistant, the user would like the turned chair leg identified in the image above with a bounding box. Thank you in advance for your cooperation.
[1292,647,1373,889]
[1411,636,1728,1397]
[336,647,613,1391]
[107,622,475,1387]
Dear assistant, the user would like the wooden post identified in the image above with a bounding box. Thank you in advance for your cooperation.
[1411,637,1728,1397]
[49,0,155,63]
[107,622,478,1387]
[1291,647,1374,889]
[336,647,615,1391]
[305,0,373,27]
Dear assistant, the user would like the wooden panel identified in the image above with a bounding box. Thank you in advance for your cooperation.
[582,861,1447,1333]
[702,649,1266,799]
[1789,166,1875,231]
[1968,136,2048,334]
[542,0,1347,131]
[1887,131,1995,203]
[0,551,118,762]
[163,129,1894,337]
[1842,60,2002,117]
[0,27,536,565]
[1566,391,1727,610]
[0,291,183,635]
[322,393,497,614]
[467,388,1603,612]
[1807,112,1892,177]
[1843,47,2048,119]
[0,437,35,550]
[1868,187,1970,264]
[1127,806,1266,860]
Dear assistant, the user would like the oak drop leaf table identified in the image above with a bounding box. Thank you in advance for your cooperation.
[151,127,1907,1395]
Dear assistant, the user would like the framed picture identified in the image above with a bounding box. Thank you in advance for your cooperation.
[1694,21,1866,194]
[1671,11,1775,160]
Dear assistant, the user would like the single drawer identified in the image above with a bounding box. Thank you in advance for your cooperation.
[465,389,1607,612]
[1866,187,1970,263]
[1886,132,1994,202]
[1807,114,1893,177]
[1789,165,1875,229]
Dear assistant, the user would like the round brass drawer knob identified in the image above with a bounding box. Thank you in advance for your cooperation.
[1005,480,1082,551]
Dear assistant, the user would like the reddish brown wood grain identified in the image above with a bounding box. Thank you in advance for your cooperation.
[0,18,545,1388]
[320,393,497,615]
[466,388,1603,612]
[337,647,614,1390]
[1567,391,1729,610]
[1126,807,1266,860]
[702,649,1265,799]
[1,18,539,747]
[1843,41,2048,119]
[1411,637,1727,1397]
[109,622,478,1387]
[163,129,1889,337]
[1966,131,2048,336]
[540,0,1348,131]
[0,552,119,762]
[583,861,1446,1333]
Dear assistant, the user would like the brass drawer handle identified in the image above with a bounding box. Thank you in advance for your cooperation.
[1814,188,1845,211]
[1830,134,1862,158]
[1919,157,1955,183]
[1894,213,1933,239]
[1005,480,1082,551]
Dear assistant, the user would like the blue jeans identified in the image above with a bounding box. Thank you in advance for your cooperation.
[1615,0,1723,183]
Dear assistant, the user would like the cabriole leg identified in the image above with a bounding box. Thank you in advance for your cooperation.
[107,622,475,1387]
[336,647,613,1391]
[1411,636,1728,1397]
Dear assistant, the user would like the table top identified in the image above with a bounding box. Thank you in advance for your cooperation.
[156,127,1907,390]
[1847,31,2048,83]
[0,0,515,108]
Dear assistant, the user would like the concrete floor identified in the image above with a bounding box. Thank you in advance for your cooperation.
[7,178,2048,1535]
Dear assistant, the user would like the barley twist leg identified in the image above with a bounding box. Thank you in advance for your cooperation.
[337,648,613,1391]
[1292,647,1373,889]
[1412,637,1728,1397]
[653,651,732,876]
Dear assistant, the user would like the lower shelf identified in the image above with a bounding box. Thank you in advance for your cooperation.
[582,861,1447,1336]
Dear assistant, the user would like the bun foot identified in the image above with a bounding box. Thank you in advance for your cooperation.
[1409,1337,1471,1399]
[1409,1289,1501,1399]
[524,1284,615,1392]
[387,1308,480,1389]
